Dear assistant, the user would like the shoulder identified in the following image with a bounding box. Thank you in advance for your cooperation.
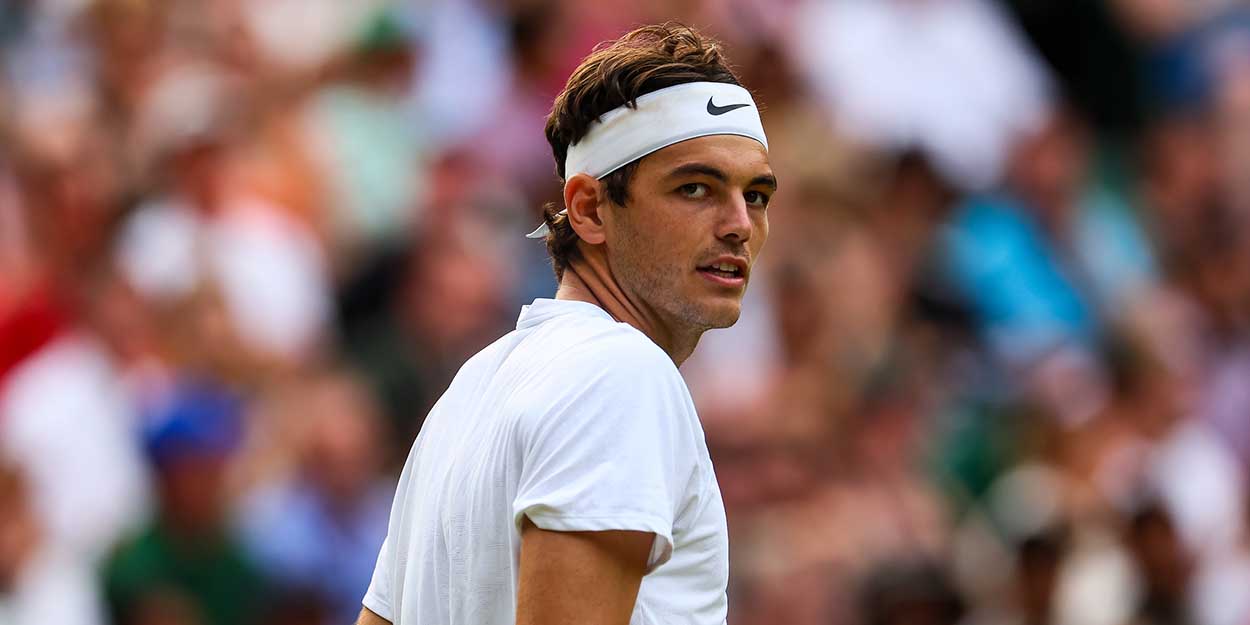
[513,322,694,438]
[552,320,685,395]
[582,320,674,364]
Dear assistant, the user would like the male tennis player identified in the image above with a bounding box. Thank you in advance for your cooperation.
[357,23,775,625]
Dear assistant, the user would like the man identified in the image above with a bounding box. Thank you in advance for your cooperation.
[358,23,775,625]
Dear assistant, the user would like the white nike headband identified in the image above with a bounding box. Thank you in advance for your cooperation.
[526,81,768,239]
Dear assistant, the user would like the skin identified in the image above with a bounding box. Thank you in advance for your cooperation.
[356,521,652,625]
[357,607,388,625]
[354,133,775,625]
[559,134,775,366]
[514,518,654,625]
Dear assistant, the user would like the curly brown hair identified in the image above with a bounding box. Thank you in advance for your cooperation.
[538,23,744,281]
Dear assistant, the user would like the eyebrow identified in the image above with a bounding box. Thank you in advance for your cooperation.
[665,163,778,192]
[751,174,779,192]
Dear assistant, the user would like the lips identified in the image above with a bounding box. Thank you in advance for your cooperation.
[696,256,748,287]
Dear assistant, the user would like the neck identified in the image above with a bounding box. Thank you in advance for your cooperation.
[555,255,701,366]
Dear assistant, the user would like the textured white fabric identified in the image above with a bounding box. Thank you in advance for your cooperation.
[363,299,729,625]
[526,81,768,239]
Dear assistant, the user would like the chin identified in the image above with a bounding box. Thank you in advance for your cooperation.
[700,300,743,330]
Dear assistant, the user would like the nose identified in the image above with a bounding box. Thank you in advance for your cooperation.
[716,195,752,244]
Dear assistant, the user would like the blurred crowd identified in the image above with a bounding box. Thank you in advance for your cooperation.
[1,0,1249,624]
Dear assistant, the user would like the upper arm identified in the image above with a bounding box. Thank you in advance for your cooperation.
[513,335,696,571]
[355,606,391,625]
[516,516,652,625]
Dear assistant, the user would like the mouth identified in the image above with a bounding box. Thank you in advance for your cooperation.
[696,257,748,288]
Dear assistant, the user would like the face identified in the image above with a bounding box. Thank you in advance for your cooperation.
[603,134,774,332]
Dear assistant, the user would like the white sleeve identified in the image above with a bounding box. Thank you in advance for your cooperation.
[511,337,697,573]
[362,535,394,621]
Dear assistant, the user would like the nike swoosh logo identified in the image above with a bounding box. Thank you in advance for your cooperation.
[706,97,750,116]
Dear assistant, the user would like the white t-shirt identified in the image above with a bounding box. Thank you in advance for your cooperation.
[363,299,729,624]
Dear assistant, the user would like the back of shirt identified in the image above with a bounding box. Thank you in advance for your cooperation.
[363,299,728,625]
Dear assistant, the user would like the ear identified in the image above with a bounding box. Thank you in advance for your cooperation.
[563,173,607,245]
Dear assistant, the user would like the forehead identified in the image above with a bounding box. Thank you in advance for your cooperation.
[636,134,771,180]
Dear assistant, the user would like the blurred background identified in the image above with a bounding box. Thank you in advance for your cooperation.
[2,0,1250,624]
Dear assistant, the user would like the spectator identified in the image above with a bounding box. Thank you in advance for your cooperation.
[235,369,392,625]
[103,382,264,625]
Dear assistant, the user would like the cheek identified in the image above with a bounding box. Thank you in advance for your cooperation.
[751,214,770,255]
[647,199,692,232]
[623,200,695,259]
[647,232,698,276]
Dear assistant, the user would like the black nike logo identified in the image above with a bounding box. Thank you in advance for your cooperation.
[706,97,750,116]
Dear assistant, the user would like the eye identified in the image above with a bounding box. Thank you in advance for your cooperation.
[745,190,770,208]
[679,183,709,199]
